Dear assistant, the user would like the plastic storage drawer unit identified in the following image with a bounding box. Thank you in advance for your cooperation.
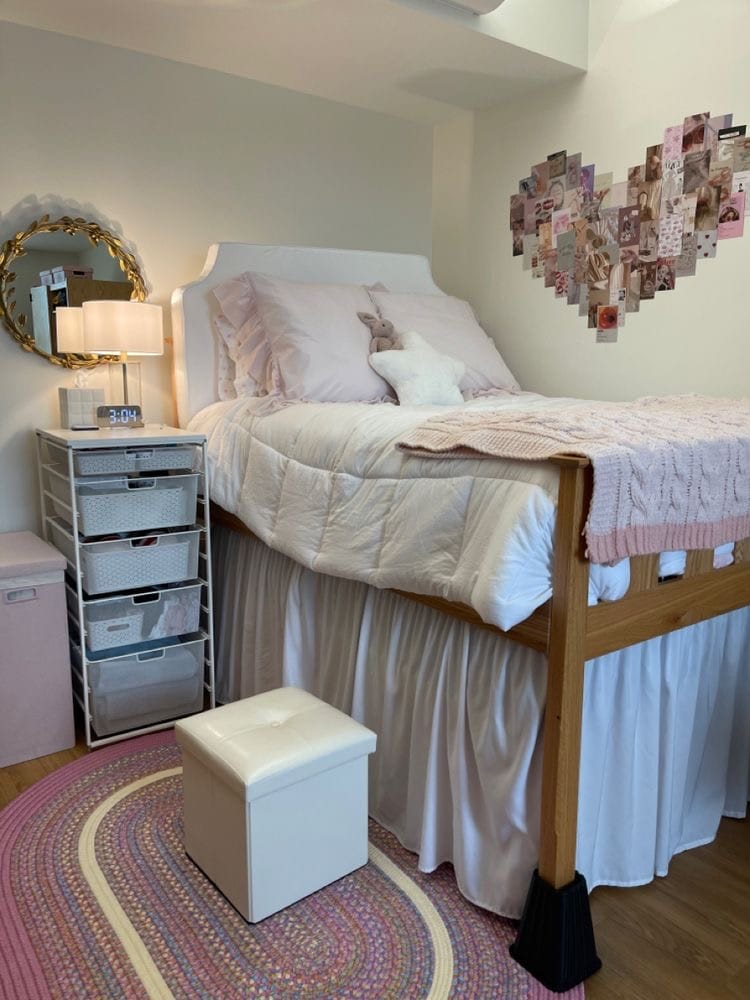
[0,532,75,766]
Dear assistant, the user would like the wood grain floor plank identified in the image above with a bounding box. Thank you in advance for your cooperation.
[588,816,750,998]
[0,737,87,809]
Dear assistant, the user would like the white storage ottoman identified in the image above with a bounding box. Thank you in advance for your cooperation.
[175,687,376,923]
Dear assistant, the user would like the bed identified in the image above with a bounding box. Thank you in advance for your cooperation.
[172,243,750,991]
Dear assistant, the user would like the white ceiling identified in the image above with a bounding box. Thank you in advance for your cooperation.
[0,0,589,123]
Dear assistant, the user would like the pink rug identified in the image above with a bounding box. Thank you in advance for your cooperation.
[0,732,584,998]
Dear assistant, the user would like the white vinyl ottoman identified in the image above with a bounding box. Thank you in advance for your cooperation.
[174,686,377,922]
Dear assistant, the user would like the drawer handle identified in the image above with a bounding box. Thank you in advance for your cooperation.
[137,649,166,661]
[125,449,154,459]
[105,623,131,633]
[3,587,38,604]
[129,536,159,549]
[126,479,156,491]
[132,592,160,605]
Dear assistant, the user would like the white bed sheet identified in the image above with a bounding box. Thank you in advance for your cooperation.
[191,394,731,630]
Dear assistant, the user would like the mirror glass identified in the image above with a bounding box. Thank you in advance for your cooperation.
[0,215,146,369]
[16,232,131,355]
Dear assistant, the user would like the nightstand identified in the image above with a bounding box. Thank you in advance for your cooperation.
[36,425,215,748]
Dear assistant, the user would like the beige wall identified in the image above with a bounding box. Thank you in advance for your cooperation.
[432,0,750,402]
[0,21,433,533]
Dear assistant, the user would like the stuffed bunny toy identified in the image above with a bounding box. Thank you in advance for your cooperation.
[357,312,400,353]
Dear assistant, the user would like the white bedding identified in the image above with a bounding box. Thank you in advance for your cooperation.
[191,393,732,630]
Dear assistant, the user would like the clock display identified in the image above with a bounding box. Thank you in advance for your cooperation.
[96,405,144,428]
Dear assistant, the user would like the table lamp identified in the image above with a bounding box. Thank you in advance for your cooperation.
[55,306,106,428]
[55,305,84,354]
[82,300,164,408]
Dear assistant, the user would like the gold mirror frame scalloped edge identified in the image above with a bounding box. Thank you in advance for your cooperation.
[0,214,147,369]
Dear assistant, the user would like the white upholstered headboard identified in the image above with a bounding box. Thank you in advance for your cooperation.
[171,243,444,427]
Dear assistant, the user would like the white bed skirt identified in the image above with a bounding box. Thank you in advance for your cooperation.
[212,523,750,918]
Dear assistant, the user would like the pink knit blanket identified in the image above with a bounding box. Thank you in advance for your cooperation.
[398,395,750,564]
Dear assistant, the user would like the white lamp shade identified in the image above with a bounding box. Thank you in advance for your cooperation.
[82,300,164,356]
[55,307,84,352]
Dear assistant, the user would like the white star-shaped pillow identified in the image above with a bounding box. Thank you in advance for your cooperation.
[369,331,465,406]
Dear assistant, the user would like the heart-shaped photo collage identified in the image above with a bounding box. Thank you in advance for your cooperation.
[510,112,749,341]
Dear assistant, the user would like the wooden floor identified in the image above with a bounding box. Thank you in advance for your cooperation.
[1,741,748,999]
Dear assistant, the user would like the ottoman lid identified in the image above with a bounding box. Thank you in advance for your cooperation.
[175,687,377,801]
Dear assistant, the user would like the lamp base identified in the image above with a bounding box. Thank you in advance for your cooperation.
[109,361,142,406]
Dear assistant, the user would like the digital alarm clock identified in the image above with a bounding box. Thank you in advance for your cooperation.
[96,405,144,428]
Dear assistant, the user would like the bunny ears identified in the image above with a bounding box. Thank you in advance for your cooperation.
[357,312,400,353]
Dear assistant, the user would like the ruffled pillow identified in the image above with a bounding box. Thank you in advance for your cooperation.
[212,273,271,396]
[216,334,237,400]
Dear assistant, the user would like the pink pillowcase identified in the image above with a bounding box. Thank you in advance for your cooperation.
[249,273,393,403]
[368,290,519,395]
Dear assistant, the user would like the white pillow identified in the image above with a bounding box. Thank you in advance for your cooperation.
[368,290,518,395]
[249,273,393,403]
[369,331,464,406]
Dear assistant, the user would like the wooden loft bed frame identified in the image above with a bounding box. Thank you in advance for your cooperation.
[402,454,749,990]
[173,244,749,992]
[212,456,750,991]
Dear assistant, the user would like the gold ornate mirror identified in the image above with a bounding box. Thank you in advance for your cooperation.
[0,215,147,369]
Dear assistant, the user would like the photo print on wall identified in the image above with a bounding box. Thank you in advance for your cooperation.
[510,111,747,342]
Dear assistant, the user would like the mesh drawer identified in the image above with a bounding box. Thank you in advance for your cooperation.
[81,531,200,595]
[69,475,199,536]
[47,467,199,536]
[83,638,205,736]
[74,446,198,476]
[71,583,202,652]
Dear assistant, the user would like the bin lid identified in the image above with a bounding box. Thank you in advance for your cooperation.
[0,531,66,579]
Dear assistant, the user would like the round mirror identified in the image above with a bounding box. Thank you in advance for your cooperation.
[0,215,147,369]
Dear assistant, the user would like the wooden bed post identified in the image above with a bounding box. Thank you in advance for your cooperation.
[510,457,601,992]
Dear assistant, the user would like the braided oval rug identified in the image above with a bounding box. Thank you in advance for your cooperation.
[0,732,583,999]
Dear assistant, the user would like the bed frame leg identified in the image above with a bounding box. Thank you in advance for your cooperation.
[510,459,601,991]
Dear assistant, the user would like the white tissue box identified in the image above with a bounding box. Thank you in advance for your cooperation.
[58,388,105,429]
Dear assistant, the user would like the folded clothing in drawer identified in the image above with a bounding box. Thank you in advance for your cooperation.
[86,638,205,736]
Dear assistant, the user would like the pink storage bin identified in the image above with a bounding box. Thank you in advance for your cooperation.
[0,531,75,766]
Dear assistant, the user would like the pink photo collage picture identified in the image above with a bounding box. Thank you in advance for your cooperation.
[510,112,747,340]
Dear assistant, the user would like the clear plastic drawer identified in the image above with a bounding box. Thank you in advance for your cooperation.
[77,637,205,736]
